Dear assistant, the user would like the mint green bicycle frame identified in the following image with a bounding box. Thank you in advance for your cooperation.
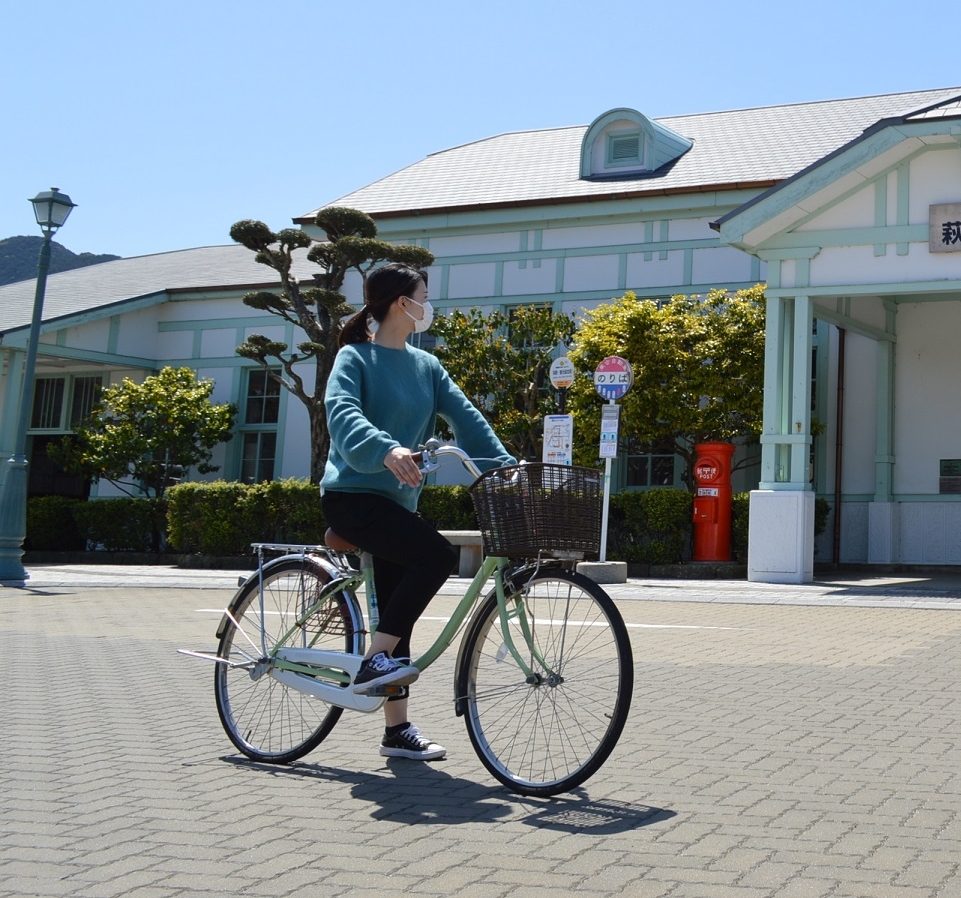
[261,549,546,697]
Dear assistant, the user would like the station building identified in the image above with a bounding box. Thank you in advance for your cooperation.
[2,86,960,579]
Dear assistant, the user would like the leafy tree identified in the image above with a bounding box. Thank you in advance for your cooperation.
[229,208,434,483]
[568,286,766,486]
[431,305,576,460]
[48,366,236,498]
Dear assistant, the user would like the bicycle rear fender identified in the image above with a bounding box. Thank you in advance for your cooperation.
[215,553,362,641]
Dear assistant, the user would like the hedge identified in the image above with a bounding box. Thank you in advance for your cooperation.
[27,480,829,564]
[607,489,693,565]
[25,495,85,551]
[25,495,167,552]
[166,479,325,556]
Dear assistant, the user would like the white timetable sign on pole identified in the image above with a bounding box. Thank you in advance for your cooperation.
[599,403,620,459]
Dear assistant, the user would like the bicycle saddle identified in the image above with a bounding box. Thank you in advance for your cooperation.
[324,527,359,553]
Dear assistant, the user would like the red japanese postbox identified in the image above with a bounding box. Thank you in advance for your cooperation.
[692,442,735,562]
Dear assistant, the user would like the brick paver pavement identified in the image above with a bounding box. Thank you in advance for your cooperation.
[2,565,960,897]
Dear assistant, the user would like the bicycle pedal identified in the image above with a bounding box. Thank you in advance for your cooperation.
[365,684,409,698]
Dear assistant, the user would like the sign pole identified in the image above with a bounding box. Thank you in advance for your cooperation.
[544,356,576,466]
[599,407,614,562]
[593,356,633,564]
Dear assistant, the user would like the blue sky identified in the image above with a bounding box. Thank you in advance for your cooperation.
[3,0,960,259]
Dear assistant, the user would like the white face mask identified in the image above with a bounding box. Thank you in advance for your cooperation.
[404,297,434,334]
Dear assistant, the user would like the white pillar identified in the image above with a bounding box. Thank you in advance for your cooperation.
[749,293,815,583]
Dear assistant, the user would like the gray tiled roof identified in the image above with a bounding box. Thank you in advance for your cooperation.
[301,87,961,219]
[5,88,960,341]
[0,244,318,338]
[906,96,961,120]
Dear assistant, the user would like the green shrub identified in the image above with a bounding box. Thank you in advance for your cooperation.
[732,492,750,563]
[242,479,326,545]
[167,479,327,556]
[607,489,692,565]
[25,495,85,551]
[417,485,476,529]
[167,481,258,556]
[73,498,168,552]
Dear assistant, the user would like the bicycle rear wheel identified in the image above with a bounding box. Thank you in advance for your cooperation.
[214,556,362,763]
[458,566,632,796]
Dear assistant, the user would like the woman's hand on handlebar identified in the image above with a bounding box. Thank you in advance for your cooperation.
[384,446,424,489]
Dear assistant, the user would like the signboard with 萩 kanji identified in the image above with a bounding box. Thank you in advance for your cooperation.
[929,203,961,253]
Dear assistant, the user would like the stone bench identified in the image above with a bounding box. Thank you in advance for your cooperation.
[439,530,484,577]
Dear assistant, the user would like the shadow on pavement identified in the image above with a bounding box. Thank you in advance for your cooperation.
[220,754,674,833]
[520,794,676,834]
[221,754,515,823]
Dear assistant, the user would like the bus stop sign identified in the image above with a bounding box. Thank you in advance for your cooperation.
[593,356,633,400]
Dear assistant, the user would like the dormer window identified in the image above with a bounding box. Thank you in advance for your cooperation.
[581,108,692,180]
[607,130,644,167]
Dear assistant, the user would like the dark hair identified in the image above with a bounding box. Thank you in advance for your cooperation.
[339,262,428,347]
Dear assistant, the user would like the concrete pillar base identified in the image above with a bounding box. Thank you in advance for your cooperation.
[747,489,814,584]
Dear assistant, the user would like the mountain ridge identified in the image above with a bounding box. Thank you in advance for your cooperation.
[0,235,121,287]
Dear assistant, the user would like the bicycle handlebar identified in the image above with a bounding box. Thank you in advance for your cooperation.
[417,439,484,480]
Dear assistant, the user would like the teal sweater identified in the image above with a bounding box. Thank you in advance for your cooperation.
[321,342,516,511]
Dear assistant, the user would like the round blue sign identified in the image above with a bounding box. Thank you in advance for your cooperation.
[593,356,634,400]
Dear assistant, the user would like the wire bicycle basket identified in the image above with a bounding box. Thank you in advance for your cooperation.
[469,463,603,559]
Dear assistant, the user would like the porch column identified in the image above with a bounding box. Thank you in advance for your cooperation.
[749,293,815,583]
[868,300,898,562]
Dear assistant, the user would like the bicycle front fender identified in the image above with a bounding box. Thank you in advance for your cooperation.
[451,563,533,717]
[452,561,574,716]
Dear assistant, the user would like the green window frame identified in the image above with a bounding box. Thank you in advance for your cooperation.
[29,375,103,431]
[239,368,281,483]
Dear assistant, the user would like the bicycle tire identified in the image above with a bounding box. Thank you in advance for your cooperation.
[458,566,632,796]
[214,556,362,763]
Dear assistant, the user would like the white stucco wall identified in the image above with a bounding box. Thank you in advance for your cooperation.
[838,331,878,496]
[893,300,961,495]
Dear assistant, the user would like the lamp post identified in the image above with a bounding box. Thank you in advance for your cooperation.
[0,188,76,584]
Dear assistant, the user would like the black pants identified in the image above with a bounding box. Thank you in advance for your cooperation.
[321,490,458,659]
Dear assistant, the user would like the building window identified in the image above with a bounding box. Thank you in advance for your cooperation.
[606,130,643,168]
[240,369,280,483]
[625,440,677,489]
[30,378,65,429]
[244,369,280,425]
[30,375,103,431]
[241,431,277,485]
[70,376,103,425]
[408,330,437,351]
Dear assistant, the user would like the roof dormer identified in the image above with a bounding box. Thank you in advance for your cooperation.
[580,108,692,180]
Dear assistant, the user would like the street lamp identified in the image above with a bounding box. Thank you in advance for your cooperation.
[0,188,76,584]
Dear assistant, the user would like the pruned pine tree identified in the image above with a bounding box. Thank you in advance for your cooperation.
[230,207,434,483]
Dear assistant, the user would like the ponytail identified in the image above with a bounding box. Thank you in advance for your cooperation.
[339,309,371,347]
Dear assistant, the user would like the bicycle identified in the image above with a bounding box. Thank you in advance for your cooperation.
[182,441,633,797]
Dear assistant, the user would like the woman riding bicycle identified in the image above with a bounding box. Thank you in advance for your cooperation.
[320,262,515,761]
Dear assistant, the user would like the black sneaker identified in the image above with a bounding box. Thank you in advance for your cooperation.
[380,724,447,760]
[352,652,419,694]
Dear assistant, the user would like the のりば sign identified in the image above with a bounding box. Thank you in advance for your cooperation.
[593,356,634,400]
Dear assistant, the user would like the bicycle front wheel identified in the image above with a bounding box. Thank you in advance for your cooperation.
[214,556,362,764]
[458,566,632,796]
